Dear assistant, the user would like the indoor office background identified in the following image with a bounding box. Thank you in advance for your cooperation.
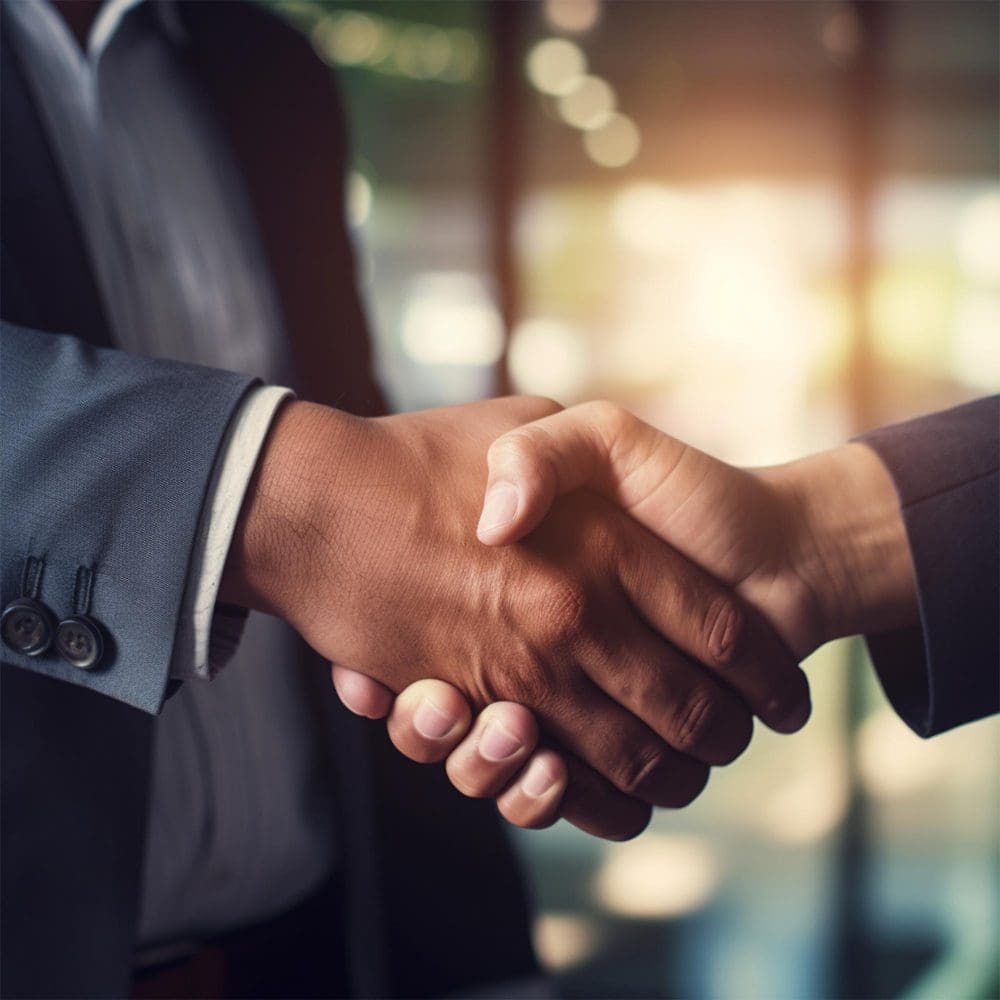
[266,2,998,997]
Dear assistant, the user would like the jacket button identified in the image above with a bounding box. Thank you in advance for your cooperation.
[1,598,55,656]
[55,615,103,670]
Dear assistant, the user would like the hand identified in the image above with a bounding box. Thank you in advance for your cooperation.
[347,400,918,834]
[222,396,811,840]
[474,400,918,657]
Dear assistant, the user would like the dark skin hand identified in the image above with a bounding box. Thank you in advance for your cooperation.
[339,401,918,838]
[221,397,811,840]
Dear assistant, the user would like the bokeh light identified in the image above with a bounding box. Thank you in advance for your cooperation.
[955,190,1000,285]
[582,112,640,167]
[611,183,694,256]
[757,763,849,844]
[312,10,383,66]
[346,169,373,228]
[533,913,602,971]
[307,9,480,83]
[557,74,616,130]
[508,317,590,399]
[525,37,587,96]
[593,834,720,918]
[857,708,948,800]
[400,273,504,367]
[544,0,602,35]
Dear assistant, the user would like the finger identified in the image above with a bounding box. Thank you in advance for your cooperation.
[477,401,668,545]
[496,747,654,842]
[331,664,395,719]
[583,601,754,766]
[536,673,711,809]
[445,702,541,799]
[555,753,655,841]
[616,533,811,734]
[494,748,567,831]
[386,679,474,763]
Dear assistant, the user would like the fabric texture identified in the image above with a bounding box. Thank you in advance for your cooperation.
[857,395,1000,737]
[0,323,254,713]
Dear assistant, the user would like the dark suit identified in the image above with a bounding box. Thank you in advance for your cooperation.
[1,3,537,997]
[858,395,1000,736]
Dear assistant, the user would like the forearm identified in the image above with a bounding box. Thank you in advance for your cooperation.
[768,442,919,650]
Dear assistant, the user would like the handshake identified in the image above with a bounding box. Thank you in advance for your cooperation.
[221,395,915,840]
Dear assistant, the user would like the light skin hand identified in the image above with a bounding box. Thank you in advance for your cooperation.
[350,401,919,832]
[473,400,919,656]
[333,671,631,833]
[222,396,809,840]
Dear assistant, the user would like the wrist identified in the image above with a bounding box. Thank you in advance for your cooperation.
[219,400,364,626]
[771,443,918,649]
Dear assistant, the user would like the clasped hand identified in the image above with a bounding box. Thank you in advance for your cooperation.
[224,396,833,840]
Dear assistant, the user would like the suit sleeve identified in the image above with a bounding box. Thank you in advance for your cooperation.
[1,322,257,713]
[855,395,999,737]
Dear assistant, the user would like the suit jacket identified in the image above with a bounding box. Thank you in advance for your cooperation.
[858,395,999,737]
[0,3,537,997]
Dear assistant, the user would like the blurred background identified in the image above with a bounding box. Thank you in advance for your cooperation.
[266,2,998,997]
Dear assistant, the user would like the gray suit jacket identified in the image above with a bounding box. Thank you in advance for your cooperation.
[1,4,536,997]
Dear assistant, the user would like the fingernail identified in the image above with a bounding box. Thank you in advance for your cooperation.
[773,699,811,734]
[413,700,456,739]
[479,720,522,761]
[521,757,557,798]
[478,483,519,535]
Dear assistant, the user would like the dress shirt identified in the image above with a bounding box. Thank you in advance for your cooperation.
[5,0,337,947]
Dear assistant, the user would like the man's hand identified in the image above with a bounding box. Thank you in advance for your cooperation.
[346,400,918,836]
[474,400,919,657]
[221,396,811,840]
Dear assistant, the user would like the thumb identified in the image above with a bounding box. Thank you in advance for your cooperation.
[476,401,666,545]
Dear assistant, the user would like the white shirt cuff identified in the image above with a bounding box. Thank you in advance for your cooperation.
[169,385,293,681]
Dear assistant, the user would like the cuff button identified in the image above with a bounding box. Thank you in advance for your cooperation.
[55,615,104,670]
[1,598,55,656]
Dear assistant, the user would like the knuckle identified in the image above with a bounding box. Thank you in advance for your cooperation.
[583,506,623,558]
[500,394,562,423]
[672,690,722,755]
[702,595,747,669]
[535,580,589,648]
[521,395,563,419]
[488,429,536,466]
[585,399,631,436]
[614,743,671,798]
[495,660,546,708]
